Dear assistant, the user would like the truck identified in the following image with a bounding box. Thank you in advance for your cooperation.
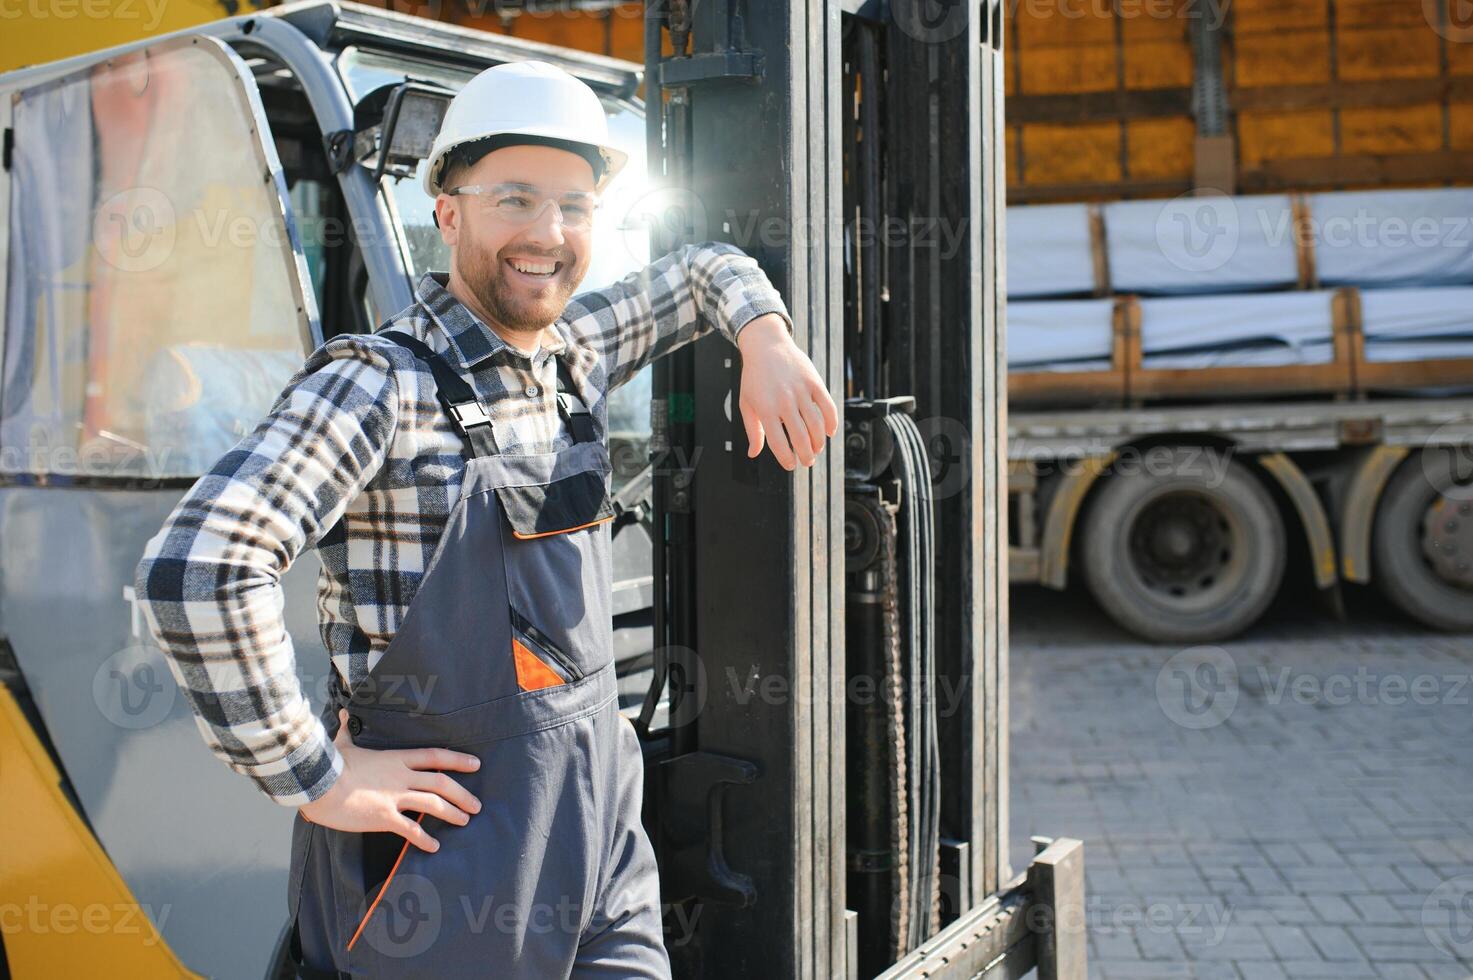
[1003,193,1473,643]
[998,0,1473,644]
[0,1,1082,978]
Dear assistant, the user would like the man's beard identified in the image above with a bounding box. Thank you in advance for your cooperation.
[455,237,580,336]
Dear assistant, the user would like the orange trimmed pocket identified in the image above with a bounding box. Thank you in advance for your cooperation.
[509,610,579,691]
[509,513,614,540]
[513,636,565,691]
[495,470,614,539]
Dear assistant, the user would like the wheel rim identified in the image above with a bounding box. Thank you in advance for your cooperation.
[1420,492,1473,593]
[1125,489,1250,613]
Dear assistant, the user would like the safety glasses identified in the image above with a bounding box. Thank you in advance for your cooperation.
[444,182,600,230]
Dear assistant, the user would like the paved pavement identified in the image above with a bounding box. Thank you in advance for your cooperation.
[1008,582,1473,980]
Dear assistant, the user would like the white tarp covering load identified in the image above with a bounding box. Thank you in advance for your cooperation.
[1139,292,1337,369]
[1007,186,1473,302]
[1310,188,1473,289]
[1359,287,1473,363]
[1104,194,1300,296]
[1005,204,1096,299]
[1006,299,1116,372]
[1005,187,1473,376]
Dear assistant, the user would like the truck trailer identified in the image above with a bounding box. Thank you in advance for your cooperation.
[1004,192,1473,642]
[998,0,1473,644]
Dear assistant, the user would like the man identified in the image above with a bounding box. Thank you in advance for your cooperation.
[133,60,837,977]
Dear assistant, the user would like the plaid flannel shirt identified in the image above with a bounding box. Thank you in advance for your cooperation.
[133,242,792,806]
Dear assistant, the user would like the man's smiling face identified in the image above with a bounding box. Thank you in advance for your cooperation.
[435,143,597,349]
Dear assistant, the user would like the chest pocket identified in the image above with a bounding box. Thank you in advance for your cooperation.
[496,470,615,539]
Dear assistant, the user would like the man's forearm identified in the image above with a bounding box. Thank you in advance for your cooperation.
[563,241,794,391]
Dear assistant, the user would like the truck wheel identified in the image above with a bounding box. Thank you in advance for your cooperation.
[1080,448,1286,643]
[1371,450,1473,632]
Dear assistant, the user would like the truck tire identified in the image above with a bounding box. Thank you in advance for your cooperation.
[1371,450,1473,632]
[1080,448,1286,643]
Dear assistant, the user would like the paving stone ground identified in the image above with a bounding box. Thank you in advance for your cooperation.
[1008,582,1473,980]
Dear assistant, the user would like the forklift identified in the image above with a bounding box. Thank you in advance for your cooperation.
[0,1,1084,977]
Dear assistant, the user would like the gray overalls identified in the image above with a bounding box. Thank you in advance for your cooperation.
[286,329,671,979]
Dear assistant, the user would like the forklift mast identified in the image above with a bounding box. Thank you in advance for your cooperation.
[639,1,1083,976]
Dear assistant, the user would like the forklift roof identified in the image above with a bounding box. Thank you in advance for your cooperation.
[0,0,643,100]
[274,0,642,98]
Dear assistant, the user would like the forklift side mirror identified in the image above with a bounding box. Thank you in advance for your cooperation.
[328,80,454,182]
[374,83,452,181]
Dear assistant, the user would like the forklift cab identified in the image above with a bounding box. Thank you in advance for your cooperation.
[2,9,656,482]
[0,8,660,977]
[0,2,1083,978]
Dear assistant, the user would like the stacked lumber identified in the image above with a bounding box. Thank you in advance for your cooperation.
[1007,187,1473,405]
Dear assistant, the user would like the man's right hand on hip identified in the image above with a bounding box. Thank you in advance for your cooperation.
[297,708,483,852]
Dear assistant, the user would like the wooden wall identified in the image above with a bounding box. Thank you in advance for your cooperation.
[1006,0,1473,203]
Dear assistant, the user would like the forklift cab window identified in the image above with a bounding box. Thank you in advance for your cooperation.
[1,42,314,480]
[239,41,369,344]
[336,48,655,492]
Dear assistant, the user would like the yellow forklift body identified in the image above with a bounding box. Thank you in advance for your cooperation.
[0,0,229,73]
[0,685,201,977]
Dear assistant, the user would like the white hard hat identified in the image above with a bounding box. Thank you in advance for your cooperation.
[422,60,629,198]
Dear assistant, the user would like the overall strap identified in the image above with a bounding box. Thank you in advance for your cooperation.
[377,329,497,458]
[554,356,597,444]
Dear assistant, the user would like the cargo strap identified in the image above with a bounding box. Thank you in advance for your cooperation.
[377,329,595,456]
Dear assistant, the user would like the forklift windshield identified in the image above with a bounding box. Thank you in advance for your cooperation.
[1,39,318,482]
